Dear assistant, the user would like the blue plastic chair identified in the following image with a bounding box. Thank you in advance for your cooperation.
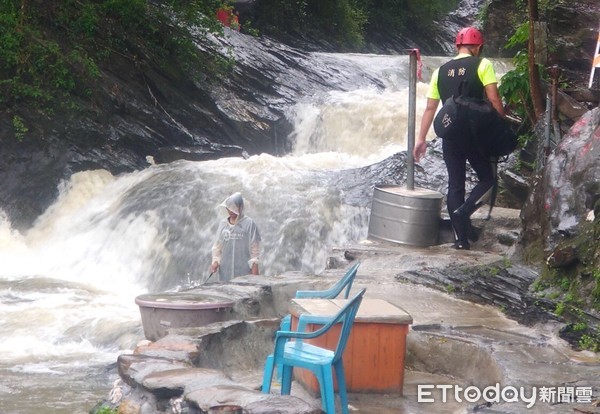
[295,261,361,300]
[262,288,366,414]
[280,261,361,332]
[276,261,360,381]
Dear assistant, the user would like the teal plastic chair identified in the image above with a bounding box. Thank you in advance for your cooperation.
[276,261,360,381]
[295,261,360,300]
[280,261,361,332]
[262,288,366,414]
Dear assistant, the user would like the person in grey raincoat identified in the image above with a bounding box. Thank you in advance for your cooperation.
[209,192,261,281]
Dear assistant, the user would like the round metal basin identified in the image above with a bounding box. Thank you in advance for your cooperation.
[135,293,235,341]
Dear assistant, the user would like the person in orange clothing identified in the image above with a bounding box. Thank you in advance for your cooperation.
[216,6,240,31]
[216,7,232,27]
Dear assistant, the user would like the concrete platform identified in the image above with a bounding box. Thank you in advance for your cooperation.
[111,207,600,414]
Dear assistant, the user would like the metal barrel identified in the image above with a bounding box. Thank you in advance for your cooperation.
[368,185,444,247]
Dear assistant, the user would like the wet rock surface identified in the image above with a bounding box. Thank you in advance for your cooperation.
[521,108,600,254]
[109,207,600,414]
[0,28,403,230]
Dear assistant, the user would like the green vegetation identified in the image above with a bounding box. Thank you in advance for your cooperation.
[498,22,546,129]
[0,0,226,133]
[499,7,600,350]
[456,251,599,353]
[0,0,459,139]
[594,269,600,303]
[488,266,501,276]
[531,216,600,352]
[250,0,458,50]
[91,405,118,414]
[546,290,560,300]
[12,115,28,141]
[579,334,600,353]
[496,1,567,154]
[554,301,565,316]
[251,0,367,49]
[538,218,600,311]
[361,0,458,42]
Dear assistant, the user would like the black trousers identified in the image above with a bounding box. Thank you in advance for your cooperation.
[442,136,495,217]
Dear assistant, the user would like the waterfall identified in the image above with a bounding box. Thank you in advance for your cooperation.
[0,53,423,372]
[0,1,519,411]
[0,49,513,365]
[0,49,512,414]
[0,48,513,373]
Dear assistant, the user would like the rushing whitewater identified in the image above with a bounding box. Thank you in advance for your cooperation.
[0,51,450,413]
[0,44,517,411]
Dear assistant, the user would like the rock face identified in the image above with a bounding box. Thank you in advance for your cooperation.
[520,107,600,256]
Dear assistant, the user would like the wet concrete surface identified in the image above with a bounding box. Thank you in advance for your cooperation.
[114,207,600,414]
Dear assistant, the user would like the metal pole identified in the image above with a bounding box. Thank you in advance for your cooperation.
[550,65,562,143]
[407,50,417,191]
[543,93,552,159]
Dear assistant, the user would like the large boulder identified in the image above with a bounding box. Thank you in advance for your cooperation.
[520,107,600,259]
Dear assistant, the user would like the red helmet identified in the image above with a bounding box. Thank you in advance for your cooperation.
[455,27,484,46]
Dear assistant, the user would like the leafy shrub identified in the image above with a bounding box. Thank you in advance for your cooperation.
[0,0,225,118]
[362,0,457,34]
[252,0,456,49]
[91,405,118,414]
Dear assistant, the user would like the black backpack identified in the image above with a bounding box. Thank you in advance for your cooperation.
[476,107,518,158]
[433,87,517,157]
[433,94,464,141]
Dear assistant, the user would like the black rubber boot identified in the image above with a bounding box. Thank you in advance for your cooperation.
[451,206,472,250]
[468,224,480,242]
[455,202,482,243]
